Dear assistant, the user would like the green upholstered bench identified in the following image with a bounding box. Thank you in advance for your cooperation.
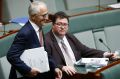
[0,33,16,79]
[100,63,120,79]
[69,9,120,34]
[65,6,104,17]
[1,9,120,58]
[0,33,17,57]
[43,9,120,51]
[0,8,120,79]
[0,56,11,79]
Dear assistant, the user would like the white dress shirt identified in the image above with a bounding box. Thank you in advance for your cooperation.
[54,34,76,64]
[29,20,41,42]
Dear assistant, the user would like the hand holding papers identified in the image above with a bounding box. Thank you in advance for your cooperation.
[17,47,50,78]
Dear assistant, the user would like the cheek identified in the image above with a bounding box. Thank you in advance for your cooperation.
[38,17,43,21]
[65,27,68,31]
[54,28,60,32]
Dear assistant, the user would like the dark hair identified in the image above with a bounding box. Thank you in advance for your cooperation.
[52,11,69,25]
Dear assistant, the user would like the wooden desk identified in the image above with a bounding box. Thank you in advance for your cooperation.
[64,60,120,79]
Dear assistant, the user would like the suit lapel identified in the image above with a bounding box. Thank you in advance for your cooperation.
[66,34,78,61]
[27,21,40,47]
[50,31,66,63]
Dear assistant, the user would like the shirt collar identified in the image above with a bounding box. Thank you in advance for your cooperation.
[53,32,66,43]
[29,20,39,32]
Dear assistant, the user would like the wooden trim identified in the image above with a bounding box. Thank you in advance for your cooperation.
[0,30,18,39]
[95,60,120,74]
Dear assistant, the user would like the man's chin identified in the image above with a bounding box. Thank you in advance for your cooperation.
[59,33,66,36]
[41,21,47,26]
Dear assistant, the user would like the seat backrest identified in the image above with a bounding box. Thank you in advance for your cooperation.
[104,25,120,51]
[0,56,11,79]
[74,30,96,48]
[0,33,17,57]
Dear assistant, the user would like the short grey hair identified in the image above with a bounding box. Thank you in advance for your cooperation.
[28,1,47,16]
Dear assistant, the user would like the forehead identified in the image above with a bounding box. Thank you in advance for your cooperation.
[39,5,48,15]
[56,18,68,23]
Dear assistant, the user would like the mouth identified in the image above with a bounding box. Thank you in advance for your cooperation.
[59,30,66,33]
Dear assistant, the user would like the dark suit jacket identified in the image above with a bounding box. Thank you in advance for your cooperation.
[7,21,55,79]
[45,30,104,69]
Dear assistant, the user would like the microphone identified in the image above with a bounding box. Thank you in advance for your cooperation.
[99,38,111,53]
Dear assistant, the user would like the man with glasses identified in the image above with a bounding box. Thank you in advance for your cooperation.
[45,11,117,78]
[7,1,62,79]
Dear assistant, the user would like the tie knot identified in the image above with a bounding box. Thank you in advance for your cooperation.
[61,39,64,42]
[61,40,67,49]
[39,29,42,32]
[61,40,65,44]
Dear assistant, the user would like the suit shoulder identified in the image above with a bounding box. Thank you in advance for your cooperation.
[16,25,33,39]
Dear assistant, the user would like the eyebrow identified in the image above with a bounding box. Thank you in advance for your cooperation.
[42,13,48,16]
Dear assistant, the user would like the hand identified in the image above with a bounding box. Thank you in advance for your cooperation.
[26,67,40,77]
[104,52,120,59]
[104,52,114,58]
[55,68,62,79]
[112,51,120,59]
[62,66,76,76]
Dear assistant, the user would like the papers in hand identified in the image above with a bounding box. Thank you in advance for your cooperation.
[17,47,50,78]
[75,58,109,67]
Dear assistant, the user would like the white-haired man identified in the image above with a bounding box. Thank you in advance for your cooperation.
[7,1,62,79]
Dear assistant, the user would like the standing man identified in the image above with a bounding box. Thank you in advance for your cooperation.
[7,1,62,79]
[45,11,117,78]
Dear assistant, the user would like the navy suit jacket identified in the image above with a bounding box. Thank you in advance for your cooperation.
[7,21,55,79]
[45,30,104,69]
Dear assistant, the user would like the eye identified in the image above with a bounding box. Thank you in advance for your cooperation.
[55,22,68,26]
[63,23,68,26]
[41,13,48,17]
[55,23,61,26]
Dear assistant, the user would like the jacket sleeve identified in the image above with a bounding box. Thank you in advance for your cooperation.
[68,34,104,58]
[7,31,31,76]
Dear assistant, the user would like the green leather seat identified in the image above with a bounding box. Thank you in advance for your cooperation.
[0,33,17,57]
[100,63,120,79]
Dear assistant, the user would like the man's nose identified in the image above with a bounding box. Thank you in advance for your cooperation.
[44,14,48,20]
[60,26,65,29]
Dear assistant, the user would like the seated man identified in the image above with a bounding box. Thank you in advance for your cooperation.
[45,11,117,78]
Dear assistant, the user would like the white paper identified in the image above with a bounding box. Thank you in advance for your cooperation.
[108,3,120,8]
[16,47,50,78]
[75,58,109,67]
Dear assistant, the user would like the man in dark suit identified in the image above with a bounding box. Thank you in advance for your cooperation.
[45,11,117,77]
[7,1,62,79]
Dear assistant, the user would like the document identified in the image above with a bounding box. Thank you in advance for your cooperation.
[75,58,109,67]
[108,3,120,8]
[16,47,50,78]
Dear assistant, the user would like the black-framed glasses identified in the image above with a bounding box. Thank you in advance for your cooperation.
[55,22,69,27]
